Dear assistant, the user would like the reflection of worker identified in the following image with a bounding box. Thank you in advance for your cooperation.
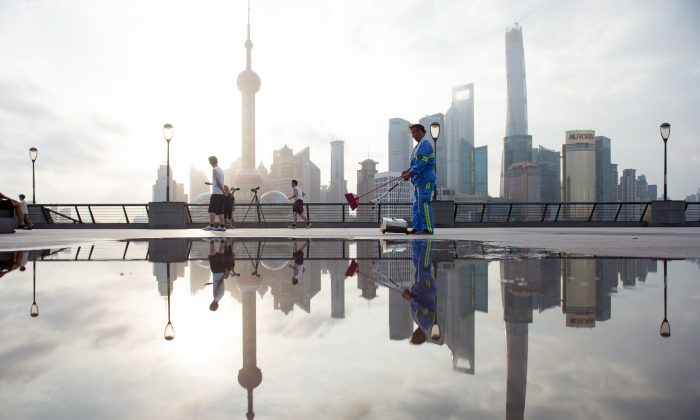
[289,239,309,285]
[401,124,435,234]
[402,239,438,344]
[208,240,226,311]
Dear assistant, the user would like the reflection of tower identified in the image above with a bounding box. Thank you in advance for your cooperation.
[328,260,347,319]
[562,259,596,328]
[445,262,476,373]
[328,140,347,203]
[235,2,263,198]
[237,275,263,420]
[357,241,378,300]
[500,259,533,420]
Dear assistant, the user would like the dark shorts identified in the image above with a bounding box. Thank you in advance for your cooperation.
[209,253,226,273]
[208,194,226,215]
[293,199,304,214]
[293,250,304,265]
[224,199,233,219]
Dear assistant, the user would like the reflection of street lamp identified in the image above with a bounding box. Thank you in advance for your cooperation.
[163,123,174,202]
[164,263,175,340]
[659,123,670,201]
[29,147,38,204]
[30,260,39,317]
[429,123,440,201]
[660,259,670,338]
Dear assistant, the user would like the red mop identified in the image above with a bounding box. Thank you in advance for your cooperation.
[345,174,404,210]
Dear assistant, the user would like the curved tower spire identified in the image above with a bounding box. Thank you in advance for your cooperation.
[235,0,263,195]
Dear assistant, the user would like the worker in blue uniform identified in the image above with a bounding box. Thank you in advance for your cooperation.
[401,124,436,234]
[402,239,439,344]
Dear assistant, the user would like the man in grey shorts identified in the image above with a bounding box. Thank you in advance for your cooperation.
[203,156,226,231]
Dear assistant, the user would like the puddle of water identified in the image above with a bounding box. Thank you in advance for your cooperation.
[1,238,698,420]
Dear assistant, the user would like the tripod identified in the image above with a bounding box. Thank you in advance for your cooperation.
[242,188,267,227]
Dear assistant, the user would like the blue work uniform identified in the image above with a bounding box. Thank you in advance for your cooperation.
[409,240,436,333]
[409,137,436,232]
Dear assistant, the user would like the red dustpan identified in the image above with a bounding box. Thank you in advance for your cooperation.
[344,174,403,210]
[345,193,360,210]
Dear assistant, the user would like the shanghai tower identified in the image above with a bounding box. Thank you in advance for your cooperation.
[501,23,533,197]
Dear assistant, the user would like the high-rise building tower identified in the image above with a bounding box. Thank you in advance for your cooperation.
[595,136,614,202]
[619,169,637,202]
[534,146,561,202]
[445,84,475,194]
[562,130,596,202]
[388,118,412,173]
[501,24,533,197]
[328,140,347,203]
[473,146,489,196]
[356,159,378,220]
[152,164,187,202]
[234,2,263,198]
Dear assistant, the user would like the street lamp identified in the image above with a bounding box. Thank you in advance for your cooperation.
[163,123,174,202]
[164,263,175,340]
[429,123,440,201]
[659,123,670,201]
[30,260,39,317]
[660,259,670,338]
[29,147,38,204]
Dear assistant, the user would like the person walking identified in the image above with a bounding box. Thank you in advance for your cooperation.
[203,156,226,231]
[18,194,33,229]
[402,124,436,234]
[287,179,311,229]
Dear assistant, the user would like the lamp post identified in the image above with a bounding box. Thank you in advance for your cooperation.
[163,124,174,202]
[164,263,175,340]
[29,147,38,204]
[429,123,440,201]
[30,260,39,317]
[659,123,670,201]
[660,259,670,338]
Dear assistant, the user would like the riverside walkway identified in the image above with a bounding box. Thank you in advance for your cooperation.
[2,227,700,259]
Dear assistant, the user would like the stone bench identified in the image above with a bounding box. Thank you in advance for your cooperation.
[0,200,16,234]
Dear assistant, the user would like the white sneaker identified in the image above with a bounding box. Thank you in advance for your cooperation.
[306,223,312,229]
[202,225,215,231]
[288,224,296,229]
[215,225,227,231]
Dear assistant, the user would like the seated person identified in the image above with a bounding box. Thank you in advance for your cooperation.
[0,192,28,229]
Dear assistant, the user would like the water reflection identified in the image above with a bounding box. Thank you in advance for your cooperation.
[0,240,692,419]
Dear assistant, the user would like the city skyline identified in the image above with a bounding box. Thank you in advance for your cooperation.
[1,0,698,202]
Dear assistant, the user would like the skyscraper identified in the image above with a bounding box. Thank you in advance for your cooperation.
[562,130,596,202]
[501,23,532,197]
[595,136,614,202]
[619,168,637,202]
[356,159,378,220]
[445,84,475,194]
[473,146,488,196]
[152,164,187,202]
[328,140,347,203]
[534,146,561,202]
[234,3,263,197]
[388,118,412,173]
[264,145,321,202]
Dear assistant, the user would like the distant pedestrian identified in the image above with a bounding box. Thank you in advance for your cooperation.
[223,185,236,228]
[203,156,226,231]
[18,194,33,229]
[287,179,311,229]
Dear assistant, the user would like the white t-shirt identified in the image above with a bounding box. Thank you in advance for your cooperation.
[211,166,225,195]
[20,200,28,213]
[292,186,304,201]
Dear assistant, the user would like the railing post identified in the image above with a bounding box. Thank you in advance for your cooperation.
[640,203,650,223]
[480,204,486,223]
[306,203,310,224]
[554,203,561,222]
[88,206,95,223]
[342,204,345,223]
[122,241,130,260]
[378,203,382,223]
[506,203,513,223]
[614,203,622,222]
[185,204,192,223]
[541,203,548,222]
[453,203,458,223]
[588,203,597,222]
[75,205,83,223]
[123,205,130,223]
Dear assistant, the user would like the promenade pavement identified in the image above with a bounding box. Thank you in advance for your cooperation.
[2,227,700,259]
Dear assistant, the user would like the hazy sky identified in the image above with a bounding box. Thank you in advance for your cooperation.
[1,0,698,203]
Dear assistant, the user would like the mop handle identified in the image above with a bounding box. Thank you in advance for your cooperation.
[374,178,404,202]
[357,174,404,199]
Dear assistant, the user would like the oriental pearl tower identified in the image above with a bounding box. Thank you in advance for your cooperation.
[234,0,263,197]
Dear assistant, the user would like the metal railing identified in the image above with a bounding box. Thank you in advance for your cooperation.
[30,201,700,226]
